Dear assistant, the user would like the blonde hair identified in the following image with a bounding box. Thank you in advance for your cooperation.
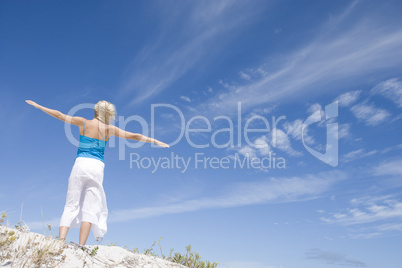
[94,100,116,124]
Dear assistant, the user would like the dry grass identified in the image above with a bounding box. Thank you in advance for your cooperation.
[0,211,217,268]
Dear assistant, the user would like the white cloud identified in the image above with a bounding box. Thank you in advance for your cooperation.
[350,102,390,126]
[200,2,402,115]
[307,103,323,115]
[390,113,402,122]
[336,90,361,107]
[229,135,271,163]
[338,123,351,139]
[271,129,302,156]
[306,248,367,267]
[372,159,402,176]
[232,131,300,159]
[341,148,378,163]
[283,119,303,140]
[381,144,402,154]
[245,106,277,123]
[348,222,402,240]
[237,145,258,159]
[283,119,314,145]
[180,96,192,102]
[283,114,349,150]
[254,135,271,155]
[109,170,346,223]
[119,1,264,104]
[371,78,402,107]
[239,71,251,80]
[349,232,383,239]
[347,220,402,239]
[321,196,402,225]
[377,223,402,232]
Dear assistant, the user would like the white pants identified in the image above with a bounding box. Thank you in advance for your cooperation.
[60,157,108,240]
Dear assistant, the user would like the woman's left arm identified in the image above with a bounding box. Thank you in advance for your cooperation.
[25,100,85,126]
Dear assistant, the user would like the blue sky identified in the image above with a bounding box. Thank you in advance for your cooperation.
[1,1,402,267]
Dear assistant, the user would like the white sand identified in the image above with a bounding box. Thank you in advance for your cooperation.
[0,225,186,268]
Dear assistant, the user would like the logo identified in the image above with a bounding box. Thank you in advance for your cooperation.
[302,101,338,167]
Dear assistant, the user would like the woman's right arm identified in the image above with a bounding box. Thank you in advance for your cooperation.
[26,100,85,126]
[109,125,169,148]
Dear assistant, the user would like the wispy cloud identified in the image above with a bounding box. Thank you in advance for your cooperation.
[109,170,346,223]
[371,78,402,107]
[348,222,402,239]
[348,221,402,239]
[283,104,350,148]
[200,2,402,115]
[338,123,352,139]
[283,119,304,140]
[349,232,383,240]
[239,71,251,81]
[376,223,402,232]
[232,135,271,159]
[336,90,361,107]
[307,103,323,115]
[372,159,402,176]
[341,148,378,163]
[244,105,277,123]
[284,118,316,145]
[231,129,301,159]
[119,1,265,104]
[234,99,353,159]
[271,128,302,156]
[350,102,390,126]
[381,143,402,154]
[321,195,402,225]
[306,248,367,267]
[180,96,192,103]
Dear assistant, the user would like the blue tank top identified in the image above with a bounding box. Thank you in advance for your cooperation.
[76,120,109,163]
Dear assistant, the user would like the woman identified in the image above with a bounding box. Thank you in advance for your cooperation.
[25,100,169,246]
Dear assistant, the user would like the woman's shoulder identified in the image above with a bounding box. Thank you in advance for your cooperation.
[87,118,107,126]
[86,118,112,131]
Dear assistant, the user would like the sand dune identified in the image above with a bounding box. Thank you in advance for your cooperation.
[0,225,186,268]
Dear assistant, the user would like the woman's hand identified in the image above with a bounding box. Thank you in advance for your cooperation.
[155,140,170,148]
[25,100,39,108]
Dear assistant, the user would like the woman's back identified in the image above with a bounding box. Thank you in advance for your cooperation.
[81,119,109,141]
[77,119,109,163]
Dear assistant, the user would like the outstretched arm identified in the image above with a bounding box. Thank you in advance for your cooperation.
[25,100,85,126]
[109,125,169,148]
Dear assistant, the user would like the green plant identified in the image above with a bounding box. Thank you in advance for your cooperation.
[0,227,17,248]
[168,244,218,268]
[144,240,158,257]
[158,236,165,259]
[0,212,7,225]
[90,246,99,256]
[8,235,16,243]
[143,237,219,268]
[106,241,118,246]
